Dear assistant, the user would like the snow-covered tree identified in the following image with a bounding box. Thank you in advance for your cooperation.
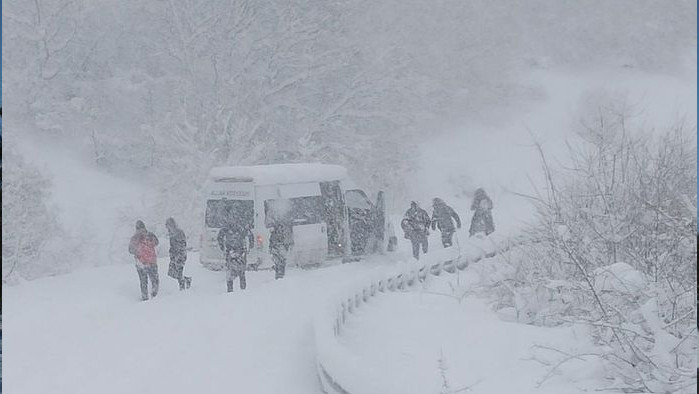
[489,110,697,392]
[2,145,62,282]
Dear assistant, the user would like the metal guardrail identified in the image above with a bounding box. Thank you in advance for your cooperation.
[314,237,509,394]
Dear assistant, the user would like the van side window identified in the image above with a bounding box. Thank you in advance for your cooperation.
[264,196,324,227]
[345,189,372,210]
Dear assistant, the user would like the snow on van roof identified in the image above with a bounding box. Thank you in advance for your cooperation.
[208,163,349,185]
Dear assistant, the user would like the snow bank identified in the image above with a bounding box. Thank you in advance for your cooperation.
[339,291,603,394]
[593,262,646,295]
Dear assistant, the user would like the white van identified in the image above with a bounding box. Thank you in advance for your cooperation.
[200,163,388,270]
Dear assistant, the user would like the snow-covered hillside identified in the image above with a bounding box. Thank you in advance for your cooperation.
[4,54,696,394]
[15,134,155,268]
[410,62,697,238]
[2,1,696,393]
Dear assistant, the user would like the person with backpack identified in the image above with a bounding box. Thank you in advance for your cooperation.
[269,219,294,280]
[469,188,495,237]
[166,217,191,290]
[217,209,254,292]
[431,198,461,247]
[401,201,431,259]
[128,220,160,301]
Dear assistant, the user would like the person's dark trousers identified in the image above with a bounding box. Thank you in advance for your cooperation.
[170,260,186,290]
[136,264,159,300]
[410,237,428,259]
[178,276,192,290]
[441,230,454,247]
[175,269,191,290]
[274,260,286,279]
[226,254,247,292]
[411,240,421,259]
[239,268,247,289]
[271,247,287,279]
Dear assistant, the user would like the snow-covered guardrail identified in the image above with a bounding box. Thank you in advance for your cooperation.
[314,236,511,394]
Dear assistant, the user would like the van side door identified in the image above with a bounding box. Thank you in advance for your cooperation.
[320,181,347,257]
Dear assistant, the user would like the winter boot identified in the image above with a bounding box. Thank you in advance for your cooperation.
[227,280,234,293]
[185,276,192,289]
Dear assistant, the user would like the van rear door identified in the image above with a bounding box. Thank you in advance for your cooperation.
[203,180,255,267]
[277,184,327,265]
[204,198,254,264]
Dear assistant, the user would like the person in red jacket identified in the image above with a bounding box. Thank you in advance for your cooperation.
[129,220,160,301]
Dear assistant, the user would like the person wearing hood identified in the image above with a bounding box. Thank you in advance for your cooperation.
[401,201,431,259]
[217,207,254,292]
[469,188,494,237]
[166,217,191,290]
[431,198,461,247]
[269,218,294,280]
[128,220,160,301]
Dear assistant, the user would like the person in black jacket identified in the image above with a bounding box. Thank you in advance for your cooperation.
[401,201,431,259]
[431,198,461,247]
[469,188,494,237]
[217,210,254,292]
[166,217,191,290]
[269,219,294,280]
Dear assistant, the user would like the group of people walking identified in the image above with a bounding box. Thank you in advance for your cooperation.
[128,209,294,300]
[127,189,493,299]
[216,206,294,293]
[128,218,191,301]
[400,188,494,259]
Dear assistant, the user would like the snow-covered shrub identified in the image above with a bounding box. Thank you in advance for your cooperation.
[478,113,697,392]
[1,145,71,283]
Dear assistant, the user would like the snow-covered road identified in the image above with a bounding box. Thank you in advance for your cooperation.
[5,233,611,394]
[3,253,398,394]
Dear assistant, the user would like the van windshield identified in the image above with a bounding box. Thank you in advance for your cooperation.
[206,199,254,228]
[264,196,324,227]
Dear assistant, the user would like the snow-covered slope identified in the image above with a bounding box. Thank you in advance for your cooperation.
[14,134,155,268]
[410,62,697,238]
